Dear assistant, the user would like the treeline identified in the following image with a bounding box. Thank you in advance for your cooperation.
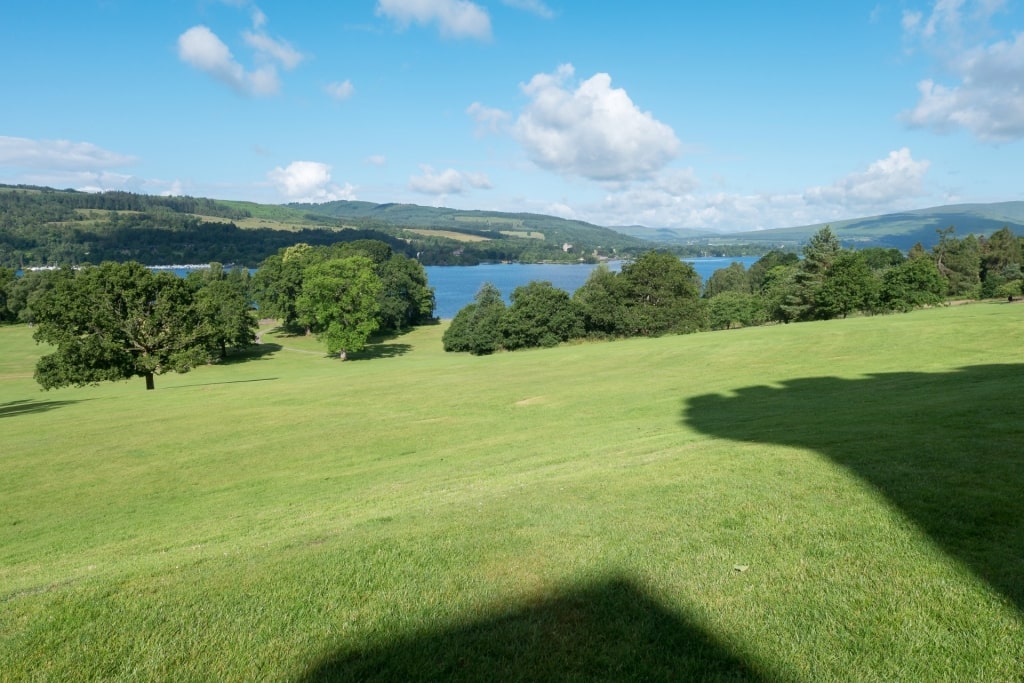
[443,226,1024,355]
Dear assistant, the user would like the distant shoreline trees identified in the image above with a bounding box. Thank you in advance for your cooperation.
[442,226,1024,354]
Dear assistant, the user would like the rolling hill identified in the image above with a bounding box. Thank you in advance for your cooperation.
[615,201,1024,251]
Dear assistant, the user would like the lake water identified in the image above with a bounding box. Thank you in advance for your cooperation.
[19,256,760,320]
[425,256,760,319]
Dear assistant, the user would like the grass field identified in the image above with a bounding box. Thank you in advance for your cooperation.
[1,304,1023,681]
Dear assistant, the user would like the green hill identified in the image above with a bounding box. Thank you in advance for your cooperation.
[4,183,1023,268]
[613,202,1024,251]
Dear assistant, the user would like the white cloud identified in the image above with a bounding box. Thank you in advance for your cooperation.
[178,25,281,96]
[501,0,554,19]
[408,165,491,194]
[512,64,681,182]
[325,80,355,101]
[243,31,304,70]
[267,161,356,202]
[466,101,511,135]
[902,0,1024,141]
[0,136,136,170]
[804,148,930,208]
[560,152,931,232]
[376,0,491,40]
[162,180,185,197]
[904,32,1024,141]
[365,154,388,166]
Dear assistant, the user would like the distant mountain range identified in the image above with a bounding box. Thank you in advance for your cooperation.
[613,201,1024,251]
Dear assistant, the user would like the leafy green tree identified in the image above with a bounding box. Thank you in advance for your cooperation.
[442,283,507,355]
[32,262,210,390]
[707,291,767,330]
[618,251,705,336]
[757,264,799,324]
[0,267,15,323]
[792,226,843,320]
[815,250,878,318]
[933,227,981,298]
[295,256,382,360]
[879,257,945,312]
[500,281,584,350]
[979,227,1022,297]
[187,263,258,358]
[859,247,905,272]
[252,245,318,331]
[748,250,799,292]
[4,269,62,324]
[703,262,751,298]
[573,263,627,337]
[375,254,435,331]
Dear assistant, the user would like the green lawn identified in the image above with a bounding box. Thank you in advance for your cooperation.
[1,304,1022,681]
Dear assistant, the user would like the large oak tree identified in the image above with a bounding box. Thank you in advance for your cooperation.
[32,262,210,390]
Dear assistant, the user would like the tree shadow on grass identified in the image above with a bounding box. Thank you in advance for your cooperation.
[163,377,279,390]
[297,576,784,682]
[682,363,1024,612]
[0,398,87,419]
[216,342,282,365]
[348,342,413,361]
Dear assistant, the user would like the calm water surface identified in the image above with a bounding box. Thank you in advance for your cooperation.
[426,256,760,319]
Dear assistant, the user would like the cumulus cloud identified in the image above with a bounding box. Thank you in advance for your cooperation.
[325,80,355,101]
[408,165,491,194]
[0,136,136,170]
[512,64,681,182]
[804,148,930,209]
[376,0,491,40]
[902,0,1024,141]
[268,161,356,202]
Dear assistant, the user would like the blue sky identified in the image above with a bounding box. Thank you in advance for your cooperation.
[2,1,1023,231]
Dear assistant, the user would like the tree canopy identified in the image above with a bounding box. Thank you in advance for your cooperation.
[32,262,213,390]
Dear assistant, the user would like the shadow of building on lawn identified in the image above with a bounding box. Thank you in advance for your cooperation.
[298,577,782,682]
[683,363,1024,612]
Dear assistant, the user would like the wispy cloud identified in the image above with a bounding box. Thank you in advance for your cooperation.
[324,80,355,101]
[901,0,1024,141]
[0,136,136,170]
[408,165,491,195]
[376,0,492,40]
[501,0,554,19]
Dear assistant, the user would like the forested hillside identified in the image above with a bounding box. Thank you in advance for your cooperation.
[0,185,750,269]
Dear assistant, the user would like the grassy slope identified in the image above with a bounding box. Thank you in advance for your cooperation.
[1,307,1023,681]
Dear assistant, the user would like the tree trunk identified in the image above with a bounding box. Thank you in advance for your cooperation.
[338,350,347,361]
[145,372,155,390]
